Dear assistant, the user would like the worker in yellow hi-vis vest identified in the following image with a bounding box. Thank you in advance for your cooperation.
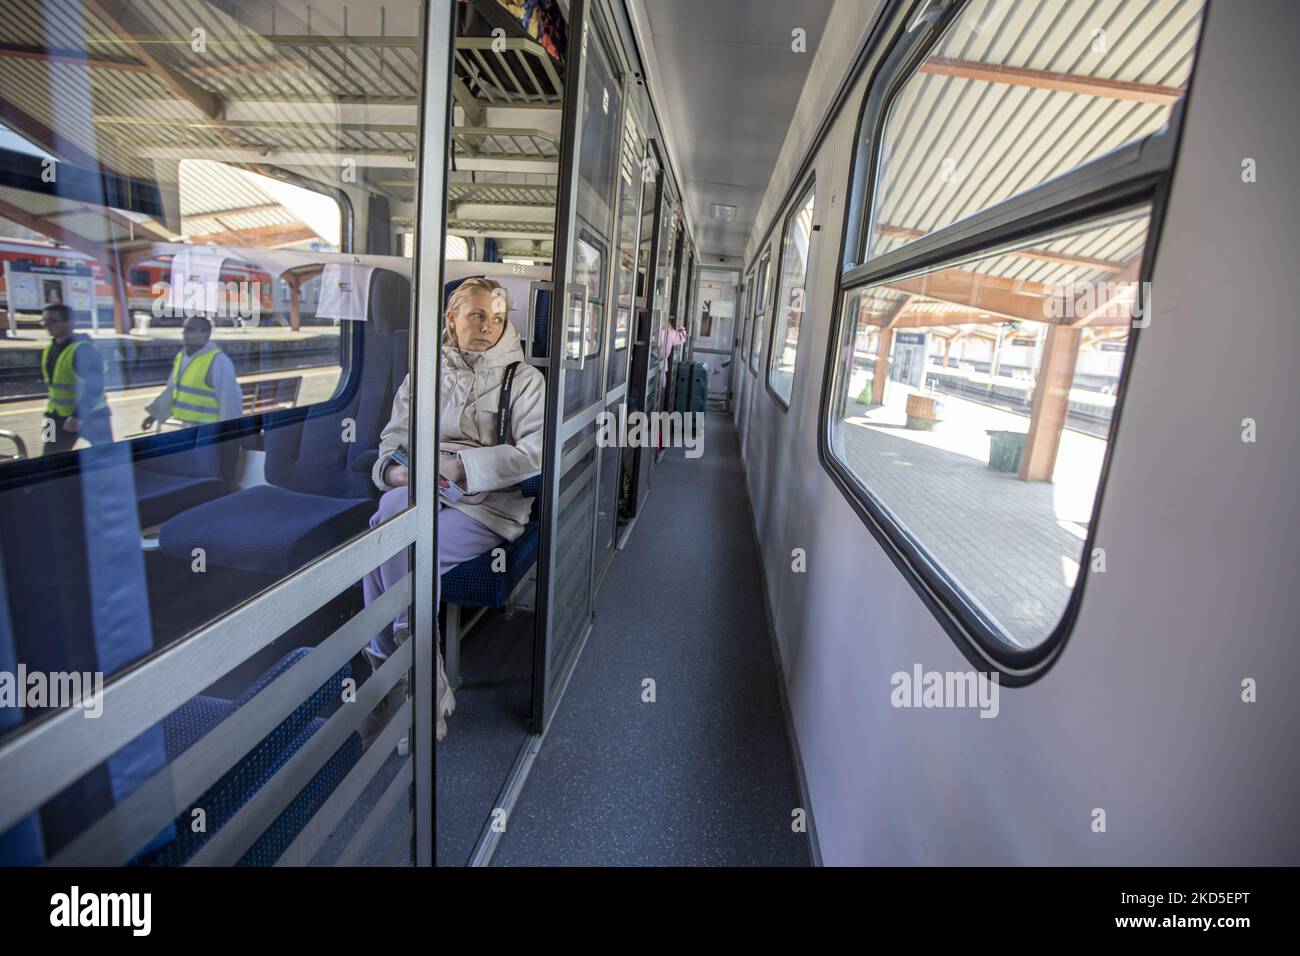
[142,315,241,430]
[40,303,111,454]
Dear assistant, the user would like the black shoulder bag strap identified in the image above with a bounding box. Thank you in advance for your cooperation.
[495,360,521,445]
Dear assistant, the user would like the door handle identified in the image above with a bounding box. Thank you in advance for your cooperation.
[563,282,590,371]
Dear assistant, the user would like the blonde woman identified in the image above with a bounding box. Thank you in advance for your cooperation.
[363,278,545,742]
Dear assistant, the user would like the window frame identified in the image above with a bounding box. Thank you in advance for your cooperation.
[745,275,757,374]
[815,0,1204,684]
[739,267,755,358]
[764,175,817,411]
[747,248,771,374]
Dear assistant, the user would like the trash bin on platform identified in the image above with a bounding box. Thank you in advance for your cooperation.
[986,429,1026,473]
[905,393,942,430]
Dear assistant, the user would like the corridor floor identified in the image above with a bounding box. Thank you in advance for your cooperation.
[492,417,810,865]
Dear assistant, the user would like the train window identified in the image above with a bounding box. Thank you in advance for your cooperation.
[829,207,1151,648]
[767,182,816,407]
[445,236,470,260]
[0,2,424,649]
[822,0,1206,673]
[748,249,771,373]
[859,0,1205,264]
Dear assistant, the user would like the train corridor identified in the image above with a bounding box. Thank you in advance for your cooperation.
[491,417,810,866]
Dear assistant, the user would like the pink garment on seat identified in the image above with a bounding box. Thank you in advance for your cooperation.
[659,322,688,392]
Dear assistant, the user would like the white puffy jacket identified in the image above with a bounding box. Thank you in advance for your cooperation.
[373,321,545,541]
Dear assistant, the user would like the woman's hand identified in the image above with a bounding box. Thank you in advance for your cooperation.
[385,462,409,487]
[438,454,467,487]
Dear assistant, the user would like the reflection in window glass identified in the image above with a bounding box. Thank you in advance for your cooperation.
[574,234,604,303]
[608,118,645,390]
[572,234,604,361]
[0,0,425,865]
[865,0,1204,261]
[0,156,345,456]
[0,0,420,640]
[769,185,815,404]
[828,209,1151,648]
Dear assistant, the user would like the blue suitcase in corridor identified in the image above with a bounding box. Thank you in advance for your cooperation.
[672,361,709,414]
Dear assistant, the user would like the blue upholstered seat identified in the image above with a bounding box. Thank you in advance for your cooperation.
[135,469,227,529]
[133,648,356,867]
[134,424,238,527]
[157,268,410,577]
[445,274,549,358]
[532,287,550,359]
[236,723,362,867]
[159,484,374,576]
[441,475,541,608]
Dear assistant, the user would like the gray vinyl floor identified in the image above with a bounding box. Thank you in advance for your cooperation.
[490,417,810,866]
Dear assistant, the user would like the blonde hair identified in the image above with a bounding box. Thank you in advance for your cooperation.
[443,277,513,348]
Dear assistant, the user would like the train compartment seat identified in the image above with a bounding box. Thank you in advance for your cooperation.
[442,271,551,361]
[132,648,358,867]
[157,268,411,578]
[134,423,240,529]
[436,273,548,686]
[441,474,541,687]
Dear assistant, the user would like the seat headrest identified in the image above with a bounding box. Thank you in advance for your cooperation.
[366,268,411,335]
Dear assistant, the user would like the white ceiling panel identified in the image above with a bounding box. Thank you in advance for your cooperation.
[633,0,835,256]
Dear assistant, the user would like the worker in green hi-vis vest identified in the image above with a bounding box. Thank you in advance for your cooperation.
[40,303,112,455]
[142,315,242,431]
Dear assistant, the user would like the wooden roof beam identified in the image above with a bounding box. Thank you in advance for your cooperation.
[882,293,915,328]
[884,270,1053,324]
[190,222,320,248]
[0,43,151,73]
[0,197,109,260]
[82,0,223,120]
[1067,257,1143,328]
[183,203,286,221]
[0,95,140,184]
[919,57,1185,106]
[41,204,173,243]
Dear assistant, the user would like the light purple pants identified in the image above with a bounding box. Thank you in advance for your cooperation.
[364,486,505,660]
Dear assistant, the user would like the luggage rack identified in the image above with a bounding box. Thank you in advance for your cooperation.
[446,218,555,241]
[453,37,563,108]
[451,127,559,163]
[449,36,562,254]
[447,182,558,207]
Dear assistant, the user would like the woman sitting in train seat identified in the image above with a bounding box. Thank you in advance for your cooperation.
[362,277,545,742]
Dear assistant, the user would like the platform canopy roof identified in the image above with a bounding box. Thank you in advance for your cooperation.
[849,0,1204,335]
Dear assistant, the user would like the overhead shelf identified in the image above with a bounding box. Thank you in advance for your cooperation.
[447,37,563,248]
[447,182,558,207]
[453,38,563,109]
[451,127,558,160]
[447,218,554,239]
